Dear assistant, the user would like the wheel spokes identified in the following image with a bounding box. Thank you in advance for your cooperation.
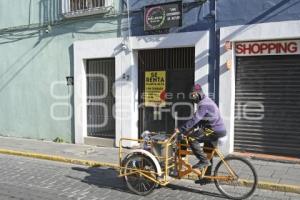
[215,157,257,199]
[124,155,157,195]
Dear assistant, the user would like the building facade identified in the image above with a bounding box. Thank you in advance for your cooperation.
[218,0,300,158]
[1,0,300,158]
[0,0,122,143]
[73,0,213,147]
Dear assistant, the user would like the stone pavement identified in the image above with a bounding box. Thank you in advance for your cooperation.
[0,154,299,200]
[0,136,299,190]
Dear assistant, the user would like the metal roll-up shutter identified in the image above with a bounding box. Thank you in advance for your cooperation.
[234,55,300,158]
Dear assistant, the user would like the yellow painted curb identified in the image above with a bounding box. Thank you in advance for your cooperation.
[186,174,300,194]
[257,181,300,194]
[0,148,119,169]
[0,148,299,194]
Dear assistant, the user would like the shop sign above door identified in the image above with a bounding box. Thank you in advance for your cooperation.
[235,40,300,56]
[144,71,166,107]
[144,1,182,31]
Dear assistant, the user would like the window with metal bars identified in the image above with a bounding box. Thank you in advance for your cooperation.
[69,0,105,12]
[62,0,112,18]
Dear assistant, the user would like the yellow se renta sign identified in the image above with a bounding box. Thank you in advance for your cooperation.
[145,71,166,107]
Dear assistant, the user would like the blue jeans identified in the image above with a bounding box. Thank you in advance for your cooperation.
[188,129,226,163]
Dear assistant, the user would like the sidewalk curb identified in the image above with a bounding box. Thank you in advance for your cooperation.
[0,148,119,169]
[0,148,299,194]
[186,174,300,194]
[234,152,300,164]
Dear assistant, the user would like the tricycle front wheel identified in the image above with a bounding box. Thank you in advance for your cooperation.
[214,156,258,199]
[123,154,158,195]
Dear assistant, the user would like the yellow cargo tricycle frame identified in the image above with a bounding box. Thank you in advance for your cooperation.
[117,131,257,198]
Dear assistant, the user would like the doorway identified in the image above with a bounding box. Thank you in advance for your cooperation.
[86,58,116,138]
[138,47,195,136]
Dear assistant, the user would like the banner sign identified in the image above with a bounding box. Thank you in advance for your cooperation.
[144,1,182,31]
[145,71,166,107]
[235,40,300,56]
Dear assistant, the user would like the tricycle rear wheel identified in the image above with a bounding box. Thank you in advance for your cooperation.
[123,154,158,195]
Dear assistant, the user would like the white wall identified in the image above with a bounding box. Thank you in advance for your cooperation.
[219,20,300,154]
[74,31,209,147]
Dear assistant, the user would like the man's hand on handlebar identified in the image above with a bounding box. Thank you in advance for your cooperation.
[177,133,185,141]
[174,128,186,141]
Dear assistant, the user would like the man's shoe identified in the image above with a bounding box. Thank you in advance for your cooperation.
[192,161,211,169]
[195,178,212,185]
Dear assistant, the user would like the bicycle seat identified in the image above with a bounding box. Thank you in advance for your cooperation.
[211,136,228,148]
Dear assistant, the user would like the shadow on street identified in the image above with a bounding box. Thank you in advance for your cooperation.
[69,167,226,198]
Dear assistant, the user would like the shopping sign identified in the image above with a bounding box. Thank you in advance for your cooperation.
[144,1,182,31]
[145,71,166,107]
[235,40,300,56]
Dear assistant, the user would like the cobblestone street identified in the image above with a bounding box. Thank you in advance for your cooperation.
[0,154,299,200]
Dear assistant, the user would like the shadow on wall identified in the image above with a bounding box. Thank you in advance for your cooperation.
[120,0,300,83]
[0,37,55,94]
[1,0,296,142]
[218,0,300,155]
[219,0,298,53]
[0,0,75,141]
[0,0,124,142]
[122,0,211,37]
[0,0,61,91]
[0,0,61,45]
[0,0,116,45]
[0,0,121,93]
[217,0,300,29]
[119,0,217,100]
[217,0,297,86]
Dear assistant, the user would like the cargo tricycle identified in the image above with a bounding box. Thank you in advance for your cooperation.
[118,131,258,199]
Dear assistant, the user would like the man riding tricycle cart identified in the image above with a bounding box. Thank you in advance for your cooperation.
[118,84,258,199]
[118,130,257,199]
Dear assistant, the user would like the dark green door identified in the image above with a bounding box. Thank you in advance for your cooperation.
[138,48,195,136]
[86,58,115,138]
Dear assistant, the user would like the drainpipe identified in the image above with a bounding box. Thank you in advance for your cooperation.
[208,0,220,105]
[214,0,220,106]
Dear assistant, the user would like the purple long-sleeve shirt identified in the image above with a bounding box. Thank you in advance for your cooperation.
[179,96,226,135]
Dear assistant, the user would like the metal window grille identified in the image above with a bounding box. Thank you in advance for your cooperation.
[69,0,105,12]
[62,0,112,18]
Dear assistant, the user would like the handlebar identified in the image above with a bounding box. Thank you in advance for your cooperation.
[167,131,179,143]
[168,130,193,142]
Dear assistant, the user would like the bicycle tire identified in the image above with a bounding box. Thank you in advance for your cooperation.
[123,154,158,195]
[214,156,258,199]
